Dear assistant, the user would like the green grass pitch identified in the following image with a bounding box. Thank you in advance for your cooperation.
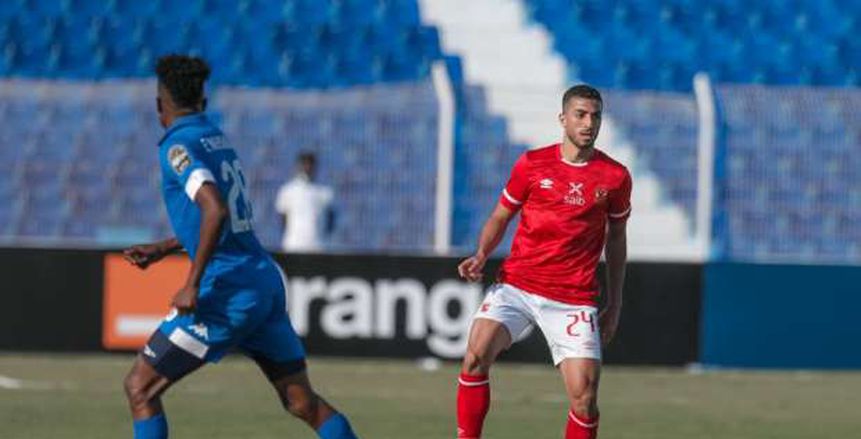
[1,353,859,438]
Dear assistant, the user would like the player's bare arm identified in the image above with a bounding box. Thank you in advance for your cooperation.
[172,182,228,314]
[458,203,517,282]
[600,220,627,346]
[123,238,183,269]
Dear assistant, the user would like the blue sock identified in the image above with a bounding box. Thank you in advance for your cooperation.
[317,413,358,439]
[133,413,168,439]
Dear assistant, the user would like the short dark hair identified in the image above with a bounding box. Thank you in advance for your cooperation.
[298,151,317,164]
[562,84,602,110]
[155,55,211,109]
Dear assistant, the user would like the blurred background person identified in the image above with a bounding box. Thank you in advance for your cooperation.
[275,152,335,253]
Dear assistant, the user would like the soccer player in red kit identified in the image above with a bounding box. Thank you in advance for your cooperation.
[455,85,631,439]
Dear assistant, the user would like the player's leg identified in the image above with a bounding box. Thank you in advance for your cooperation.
[252,355,357,439]
[123,356,173,439]
[241,296,358,438]
[458,284,533,439]
[533,303,603,439]
[559,358,601,439]
[123,312,207,439]
[243,263,357,438]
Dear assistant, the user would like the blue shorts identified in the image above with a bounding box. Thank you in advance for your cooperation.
[141,262,306,381]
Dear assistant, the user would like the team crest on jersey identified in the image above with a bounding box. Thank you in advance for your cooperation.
[167,144,191,175]
[595,187,609,204]
[564,182,586,206]
[540,178,554,189]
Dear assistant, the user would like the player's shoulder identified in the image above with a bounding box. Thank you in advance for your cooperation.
[512,143,559,171]
[524,143,560,162]
[594,149,631,181]
[158,114,219,150]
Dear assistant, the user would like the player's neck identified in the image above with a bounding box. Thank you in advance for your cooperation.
[163,109,201,128]
[561,141,595,164]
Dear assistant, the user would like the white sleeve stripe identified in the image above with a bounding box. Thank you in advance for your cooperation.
[502,188,522,205]
[184,168,216,200]
[458,378,490,387]
[608,205,632,218]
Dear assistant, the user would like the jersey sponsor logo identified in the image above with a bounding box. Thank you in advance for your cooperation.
[564,182,586,206]
[167,144,191,175]
[539,178,554,189]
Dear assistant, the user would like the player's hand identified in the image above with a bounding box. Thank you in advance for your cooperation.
[458,254,486,282]
[598,304,621,346]
[123,243,166,269]
[172,284,199,314]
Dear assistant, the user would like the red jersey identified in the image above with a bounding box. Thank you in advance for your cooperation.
[497,144,632,306]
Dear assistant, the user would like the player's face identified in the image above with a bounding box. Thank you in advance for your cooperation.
[560,97,602,149]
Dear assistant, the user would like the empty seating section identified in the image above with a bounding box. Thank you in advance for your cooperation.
[717,85,861,263]
[0,79,440,251]
[451,86,526,252]
[216,83,440,251]
[2,0,857,264]
[525,0,860,91]
[0,0,442,87]
[603,90,698,221]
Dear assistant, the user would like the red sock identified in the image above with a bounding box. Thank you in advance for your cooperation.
[565,410,599,439]
[456,373,490,438]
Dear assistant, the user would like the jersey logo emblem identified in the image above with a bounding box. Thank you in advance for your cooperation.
[189,323,209,340]
[595,187,609,203]
[168,144,191,175]
[564,182,586,206]
[539,178,554,189]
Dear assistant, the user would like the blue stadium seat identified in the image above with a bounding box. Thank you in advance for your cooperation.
[528,0,859,90]
[112,0,160,18]
[28,0,69,18]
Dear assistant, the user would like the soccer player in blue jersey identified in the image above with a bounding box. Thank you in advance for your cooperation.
[121,55,358,439]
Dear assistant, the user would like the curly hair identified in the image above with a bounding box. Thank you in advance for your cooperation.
[155,55,211,109]
[562,84,602,110]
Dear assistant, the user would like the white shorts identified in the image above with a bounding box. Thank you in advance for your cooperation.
[473,283,602,365]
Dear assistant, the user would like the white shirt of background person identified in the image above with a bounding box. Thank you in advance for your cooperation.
[275,154,334,252]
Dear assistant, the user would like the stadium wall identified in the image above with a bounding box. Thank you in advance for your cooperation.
[1,248,700,365]
[701,262,861,369]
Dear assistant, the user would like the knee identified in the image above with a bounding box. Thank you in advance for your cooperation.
[569,388,598,418]
[462,347,494,376]
[123,372,150,409]
[284,393,320,424]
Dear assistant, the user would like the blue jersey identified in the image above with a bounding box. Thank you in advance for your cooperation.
[157,113,270,283]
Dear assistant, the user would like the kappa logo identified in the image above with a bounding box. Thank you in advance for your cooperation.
[143,345,156,358]
[167,144,191,175]
[564,182,586,206]
[539,178,554,189]
[189,323,209,340]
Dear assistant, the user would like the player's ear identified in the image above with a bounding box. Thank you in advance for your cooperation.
[156,97,163,114]
[558,112,565,127]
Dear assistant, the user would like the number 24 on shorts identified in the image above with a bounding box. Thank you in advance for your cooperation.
[565,311,596,337]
